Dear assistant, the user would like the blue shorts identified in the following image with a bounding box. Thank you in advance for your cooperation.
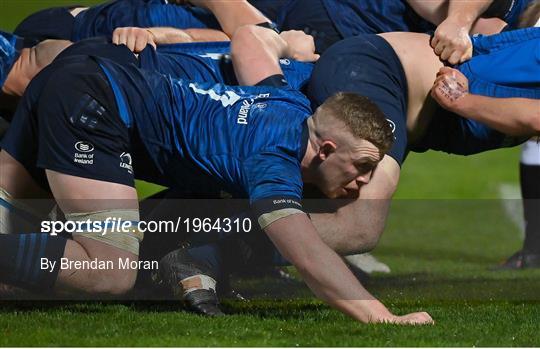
[306,34,408,165]
[277,0,432,53]
[409,110,527,156]
[1,56,158,189]
[72,0,219,42]
[410,28,540,155]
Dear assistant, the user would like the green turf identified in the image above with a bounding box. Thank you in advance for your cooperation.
[1,2,539,346]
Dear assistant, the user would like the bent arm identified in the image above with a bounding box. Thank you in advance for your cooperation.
[407,0,493,26]
[446,0,493,27]
[310,155,400,255]
[231,25,288,86]
[231,25,318,86]
[190,0,270,37]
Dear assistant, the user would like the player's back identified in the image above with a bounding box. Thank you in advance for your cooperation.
[96,56,312,199]
[148,41,314,90]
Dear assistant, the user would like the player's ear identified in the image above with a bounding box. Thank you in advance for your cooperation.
[318,140,336,161]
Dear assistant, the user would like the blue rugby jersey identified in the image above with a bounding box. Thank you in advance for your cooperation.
[57,39,313,91]
[96,57,312,210]
[318,0,432,38]
[72,0,219,41]
[144,41,313,90]
[14,0,219,43]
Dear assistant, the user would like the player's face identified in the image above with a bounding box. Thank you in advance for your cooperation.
[315,138,381,199]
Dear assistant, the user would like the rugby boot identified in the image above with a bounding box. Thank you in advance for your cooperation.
[153,249,225,316]
[492,249,540,270]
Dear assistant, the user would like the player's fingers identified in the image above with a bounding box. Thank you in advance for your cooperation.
[439,46,454,62]
[433,41,445,56]
[135,35,148,52]
[134,37,143,52]
[459,48,473,64]
[437,66,455,76]
[433,75,447,87]
[126,32,137,52]
[430,34,439,49]
[113,29,123,45]
[447,51,462,65]
[112,28,121,44]
[117,29,128,44]
[397,312,434,325]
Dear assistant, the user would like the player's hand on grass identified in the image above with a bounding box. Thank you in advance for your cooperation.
[280,30,320,62]
[431,16,473,65]
[113,27,157,53]
[431,67,469,112]
[385,311,435,325]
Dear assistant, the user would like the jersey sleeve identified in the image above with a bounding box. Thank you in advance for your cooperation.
[243,151,305,229]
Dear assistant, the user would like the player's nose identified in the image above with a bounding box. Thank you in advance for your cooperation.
[356,171,372,186]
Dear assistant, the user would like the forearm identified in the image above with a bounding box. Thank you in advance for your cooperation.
[265,213,393,323]
[147,27,230,44]
[295,236,392,323]
[193,0,270,37]
[406,0,448,25]
[456,94,540,137]
[447,0,493,28]
[183,28,229,42]
[231,25,288,86]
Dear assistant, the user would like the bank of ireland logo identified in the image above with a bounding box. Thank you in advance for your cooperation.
[120,152,133,174]
[75,141,94,153]
[74,141,95,165]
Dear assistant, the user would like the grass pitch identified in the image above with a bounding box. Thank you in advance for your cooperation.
[1,2,539,346]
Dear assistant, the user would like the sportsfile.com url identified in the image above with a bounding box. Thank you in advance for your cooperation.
[40,217,253,236]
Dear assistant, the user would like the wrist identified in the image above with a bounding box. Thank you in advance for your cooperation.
[447,12,475,30]
[145,28,158,42]
[355,300,394,323]
[452,92,474,115]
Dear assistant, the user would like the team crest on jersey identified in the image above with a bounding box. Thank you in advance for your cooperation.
[386,119,396,134]
[119,152,133,174]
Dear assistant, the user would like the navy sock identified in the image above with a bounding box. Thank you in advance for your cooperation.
[0,233,67,291]
[187,243,224,278]
[521,164,540,254]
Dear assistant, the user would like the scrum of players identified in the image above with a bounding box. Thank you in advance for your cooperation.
[0,0,539,325]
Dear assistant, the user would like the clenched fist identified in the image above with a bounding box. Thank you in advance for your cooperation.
[431,67,469,112]
[112,27,157,53]
[280,30,320,62]
[431,16,473,65]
